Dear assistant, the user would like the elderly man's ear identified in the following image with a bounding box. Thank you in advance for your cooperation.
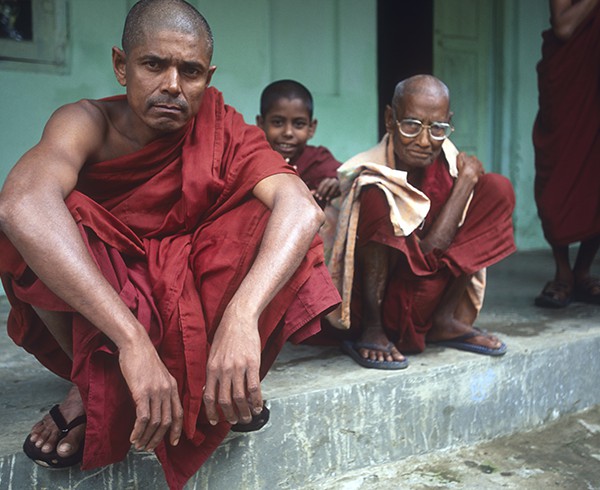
[384,105,395,134]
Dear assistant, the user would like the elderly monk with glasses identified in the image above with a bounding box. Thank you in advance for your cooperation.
[320,74,516,369]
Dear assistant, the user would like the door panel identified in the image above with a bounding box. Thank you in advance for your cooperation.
[434,0,494,167]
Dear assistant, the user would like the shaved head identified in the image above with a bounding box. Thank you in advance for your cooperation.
[122,0,213,59]
[260,80,314,119]
[392,75,450,115]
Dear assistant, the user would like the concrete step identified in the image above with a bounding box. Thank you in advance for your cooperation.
[304,404,600,489]
[1,250,600,489]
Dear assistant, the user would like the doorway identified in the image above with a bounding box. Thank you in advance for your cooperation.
[377,0,434,137]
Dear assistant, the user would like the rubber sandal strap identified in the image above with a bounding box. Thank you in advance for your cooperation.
[542,280,571,295]
[49,405,87,433]
[439,327,489,344]
[49,405,68,432]
[352,341,394,354]
[576,276,600,293]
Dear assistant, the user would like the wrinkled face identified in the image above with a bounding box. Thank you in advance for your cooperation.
[113,28,215,134]
[385,90,450,172]
[257,97,316,164]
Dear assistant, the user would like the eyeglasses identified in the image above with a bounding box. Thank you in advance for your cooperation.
[396,118,454,141]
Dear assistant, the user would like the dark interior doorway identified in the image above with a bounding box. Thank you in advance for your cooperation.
[377,0,434,137]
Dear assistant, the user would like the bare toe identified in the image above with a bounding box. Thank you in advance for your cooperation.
[57,426,85,457]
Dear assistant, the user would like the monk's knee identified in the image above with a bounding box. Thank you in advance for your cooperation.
[477,173,515,213]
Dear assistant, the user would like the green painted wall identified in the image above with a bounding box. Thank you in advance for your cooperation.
[0,1,127,184]
[497,0,550,250]
[0,0,556,259]
[0,0,377,183]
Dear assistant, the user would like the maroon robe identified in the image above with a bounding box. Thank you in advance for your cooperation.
[0,87,340,490]
[532,4,600,246]
[316,155,515,353]
[293,145,340,191]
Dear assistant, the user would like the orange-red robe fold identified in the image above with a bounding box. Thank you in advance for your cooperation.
[0,87,340,490]
[532,5,600,246]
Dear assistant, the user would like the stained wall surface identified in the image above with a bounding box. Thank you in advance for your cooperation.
[0,0,552,262]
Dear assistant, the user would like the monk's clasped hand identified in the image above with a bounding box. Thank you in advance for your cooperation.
[456,152,484,183]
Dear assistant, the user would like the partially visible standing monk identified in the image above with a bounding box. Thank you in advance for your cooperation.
[324,75,515,369]
[533,0,600,308]
[0,1,340,489]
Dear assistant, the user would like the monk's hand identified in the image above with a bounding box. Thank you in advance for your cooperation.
[456,152,484,185]
[118,340,183,451]
[314,178,341,203]
[203,308,262,427]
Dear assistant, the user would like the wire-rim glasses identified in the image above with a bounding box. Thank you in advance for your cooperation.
[396,118,454,141]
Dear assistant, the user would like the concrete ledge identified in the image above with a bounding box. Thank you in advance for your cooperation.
[1,251,599,489]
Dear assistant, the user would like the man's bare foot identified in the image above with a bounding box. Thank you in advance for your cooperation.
[27,385,86,460]
[357,325,406,363]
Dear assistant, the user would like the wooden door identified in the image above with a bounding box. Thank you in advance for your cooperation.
[433,0,496,168]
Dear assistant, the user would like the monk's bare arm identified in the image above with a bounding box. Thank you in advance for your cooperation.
[203,173,324,426]
[0,103,135,341]
[0,103,183,451]
[550,0,599,40]
[418,152,483,255]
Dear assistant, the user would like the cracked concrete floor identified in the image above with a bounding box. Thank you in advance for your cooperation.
[308,404,600,490]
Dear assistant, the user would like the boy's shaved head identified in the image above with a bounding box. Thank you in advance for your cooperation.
[122,0,213,59]
[260,80,314,119]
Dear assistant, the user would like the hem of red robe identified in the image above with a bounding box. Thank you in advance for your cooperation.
[533,6,600,246]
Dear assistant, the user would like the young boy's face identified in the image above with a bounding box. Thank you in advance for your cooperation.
[257,97,317,164]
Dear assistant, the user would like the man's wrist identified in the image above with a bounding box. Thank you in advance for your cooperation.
[114,322,150,352]
[222,298,261,330]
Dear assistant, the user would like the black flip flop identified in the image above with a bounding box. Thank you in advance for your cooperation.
[574,276,600,305]
[23,404,86,469]
[230,404,270,433]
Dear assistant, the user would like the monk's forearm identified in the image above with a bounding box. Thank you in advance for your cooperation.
[419,175,476,255]
[551,0,598,39]
[0,192,148,350]
[223,194,324,325]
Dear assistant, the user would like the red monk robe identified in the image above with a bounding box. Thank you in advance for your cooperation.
[533,3,600,246]
[292,145,340,193]
[0,87,340,490]
[318,154,515,353]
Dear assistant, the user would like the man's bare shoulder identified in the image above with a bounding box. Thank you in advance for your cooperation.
[43,97,132,164]
[43,99,110,148]
[51,98,108,128]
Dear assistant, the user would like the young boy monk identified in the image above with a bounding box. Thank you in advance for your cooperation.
[257,80,341,209]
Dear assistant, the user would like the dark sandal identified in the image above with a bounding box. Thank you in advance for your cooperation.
[428,327,507,356]
[534,280,573,308]
[230,403,270,433]
[574,276,600,305]
[23,404,86,469]
[341,340,409,370]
